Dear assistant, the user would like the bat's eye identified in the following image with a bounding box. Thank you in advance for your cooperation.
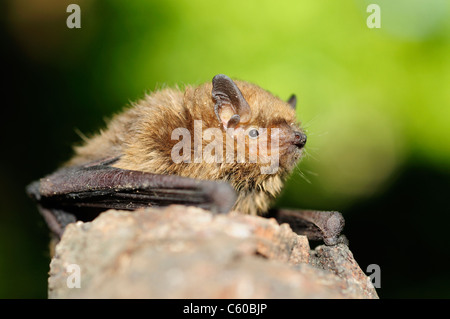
[248,128,259,139]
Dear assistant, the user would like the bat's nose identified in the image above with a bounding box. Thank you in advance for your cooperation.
[293,131,307,148]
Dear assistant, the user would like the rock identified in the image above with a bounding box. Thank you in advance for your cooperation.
[310,244,379,299]
[48,205,378,299]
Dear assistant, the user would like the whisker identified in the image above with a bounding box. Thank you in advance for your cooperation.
[297,169,312,184]
[303,169,318,177]
[303,149,319,162]
[74,128,89,143]
[290,165,312,184]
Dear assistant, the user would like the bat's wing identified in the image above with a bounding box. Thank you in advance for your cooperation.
[26,159,237,238]
[270,209,346,246]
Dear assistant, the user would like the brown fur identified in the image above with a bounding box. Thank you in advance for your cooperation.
[67,78,305,216]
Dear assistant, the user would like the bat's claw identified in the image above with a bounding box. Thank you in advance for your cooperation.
[205,181,237,214]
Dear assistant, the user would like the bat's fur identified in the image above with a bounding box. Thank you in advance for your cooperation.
[67,77,305,215]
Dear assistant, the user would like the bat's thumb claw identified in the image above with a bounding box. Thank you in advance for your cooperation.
[26,180,41,201]
[206,181,237,214]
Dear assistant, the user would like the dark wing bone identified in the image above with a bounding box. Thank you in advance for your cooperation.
[271,209,346,246]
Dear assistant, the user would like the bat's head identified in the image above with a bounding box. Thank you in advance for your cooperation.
[208,74,307,178]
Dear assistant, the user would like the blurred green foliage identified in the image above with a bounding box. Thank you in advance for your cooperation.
[1,0,449,298]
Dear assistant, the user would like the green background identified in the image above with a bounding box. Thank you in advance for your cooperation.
[1,0,449,298]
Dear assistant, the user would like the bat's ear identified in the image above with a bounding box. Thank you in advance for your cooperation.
[287,94,297,110]
[212,74,252,129]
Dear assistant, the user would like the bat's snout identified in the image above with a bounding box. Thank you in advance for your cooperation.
[293,131,307,149]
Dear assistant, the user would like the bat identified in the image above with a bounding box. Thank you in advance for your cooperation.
[26,74,345,245]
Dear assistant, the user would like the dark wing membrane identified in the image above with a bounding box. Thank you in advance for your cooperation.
[26,163,236,237]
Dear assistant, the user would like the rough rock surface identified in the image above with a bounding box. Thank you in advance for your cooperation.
[48,205,378,299]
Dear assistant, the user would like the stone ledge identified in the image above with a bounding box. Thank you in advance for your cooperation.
[48,205,378,299]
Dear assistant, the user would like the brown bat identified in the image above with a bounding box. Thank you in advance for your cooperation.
[26,74,344,245]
